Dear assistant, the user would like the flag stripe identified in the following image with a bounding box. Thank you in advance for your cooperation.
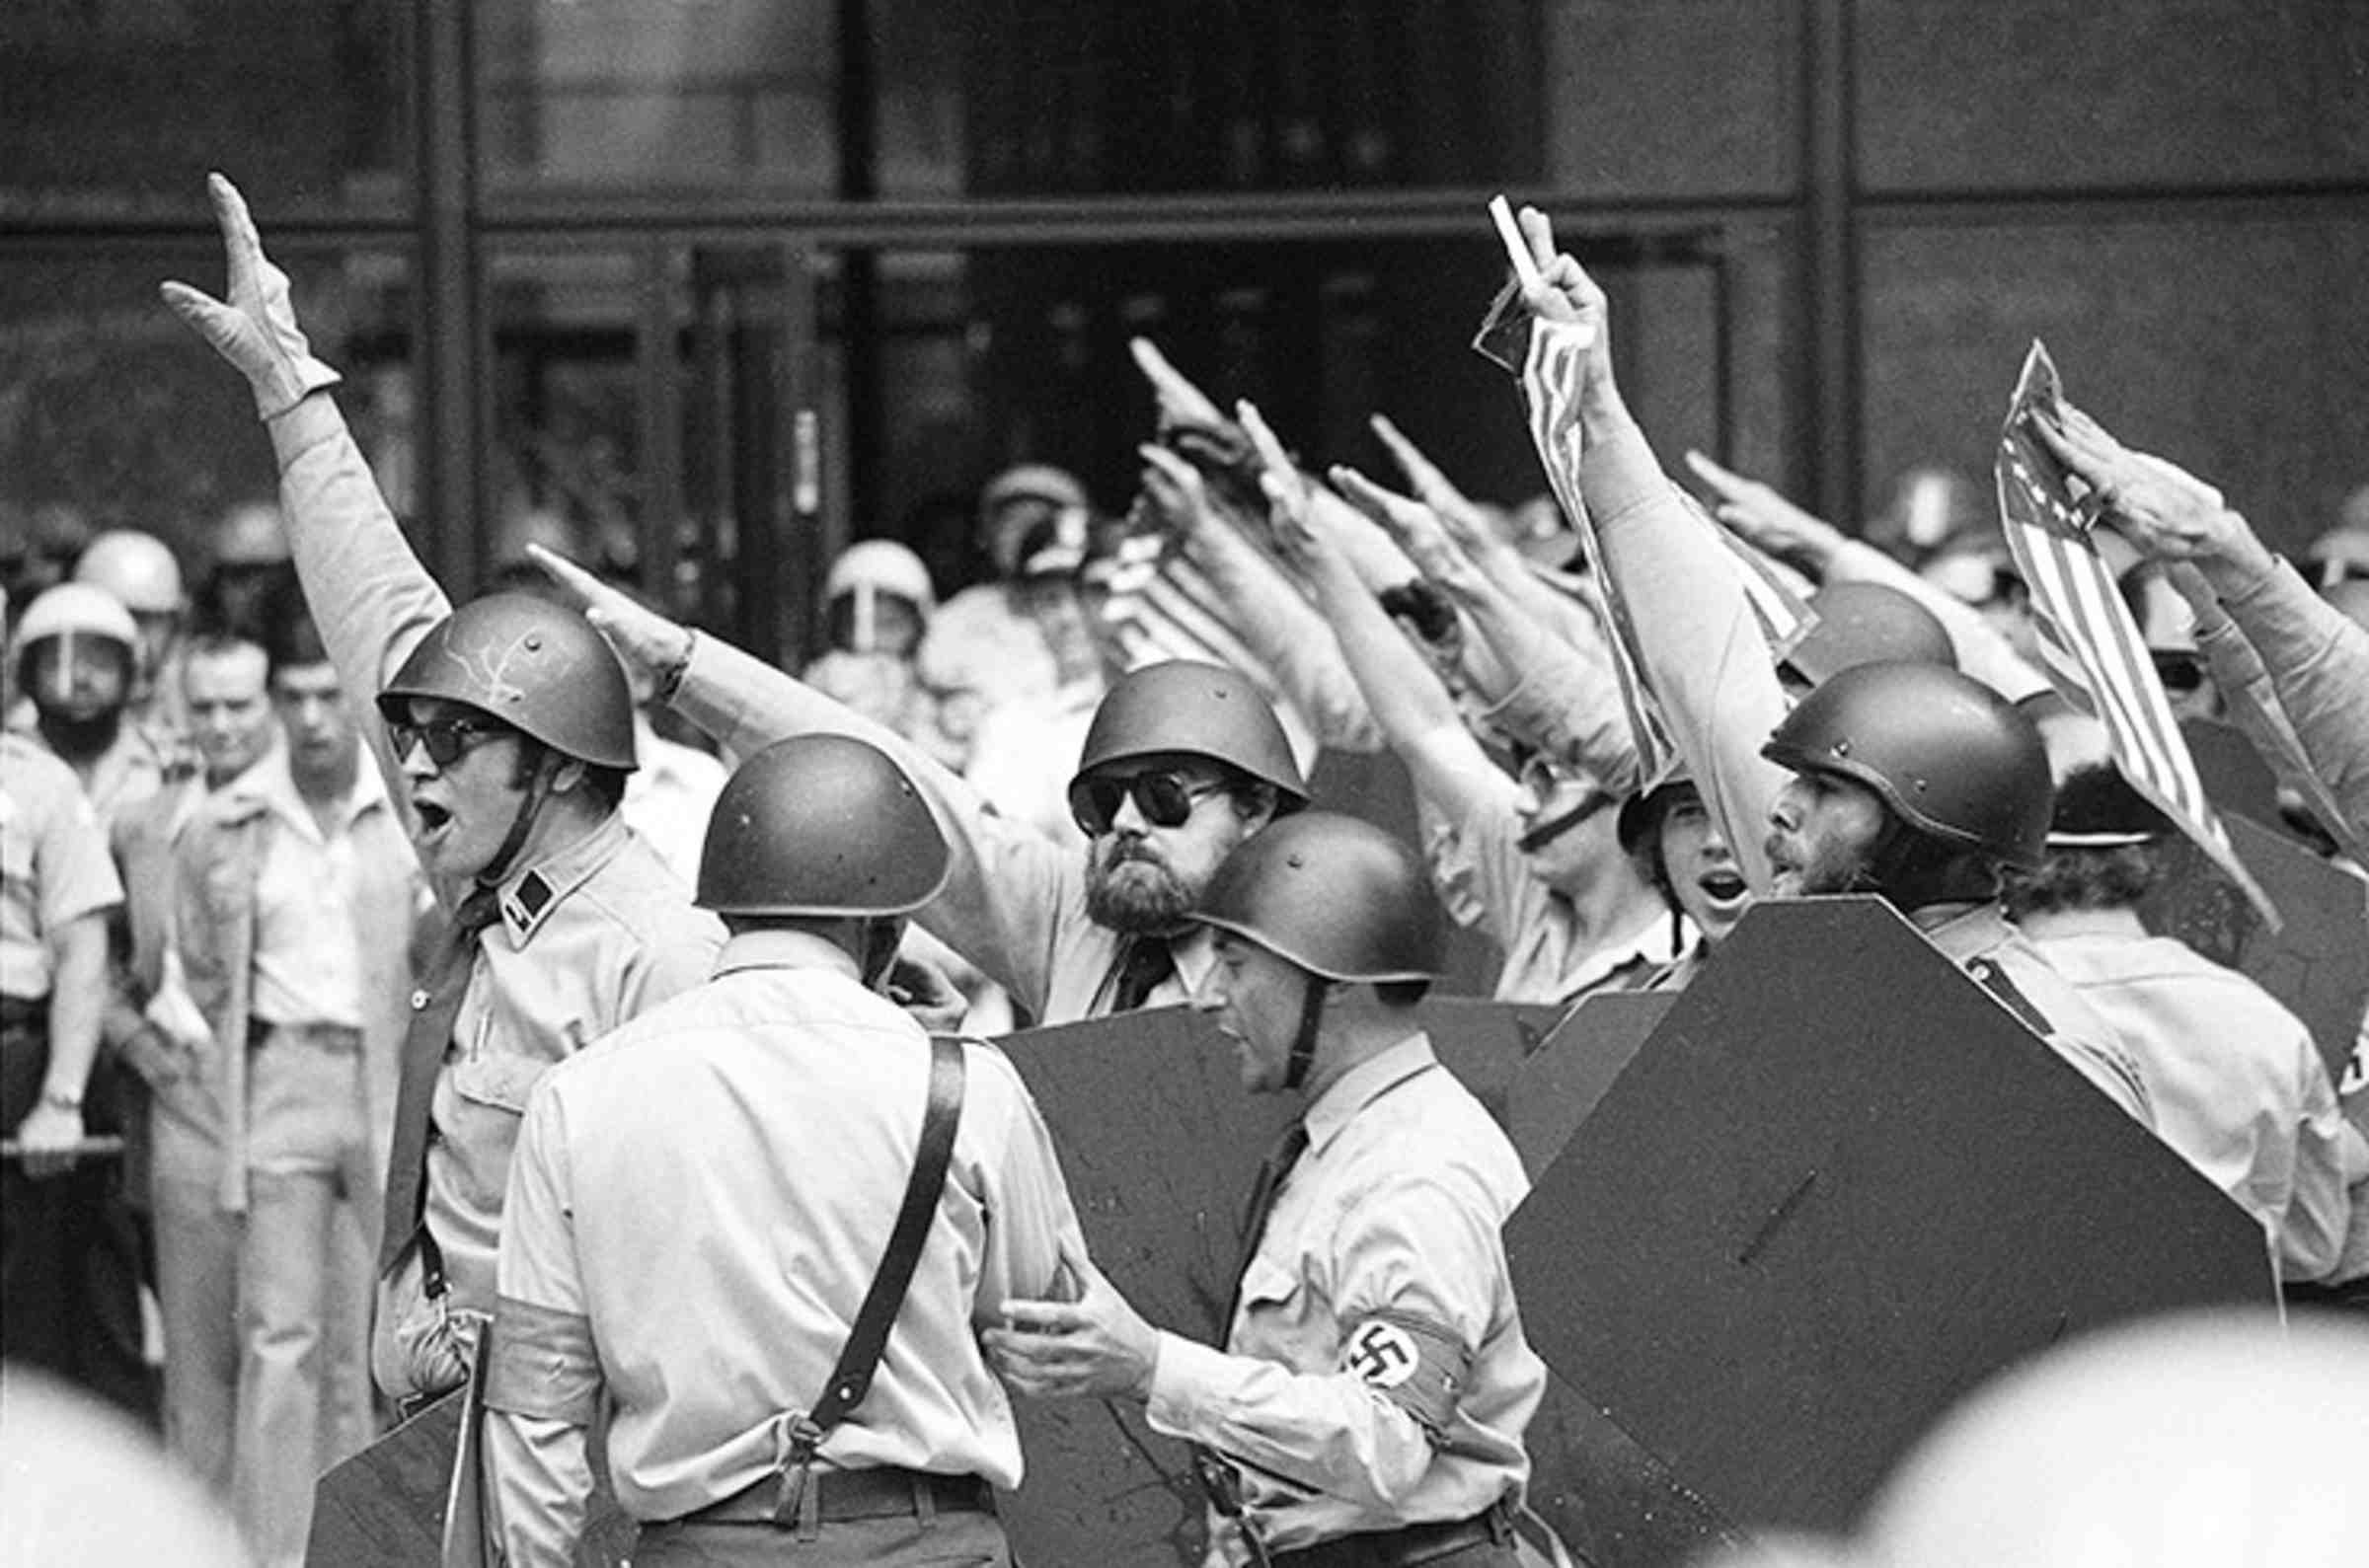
[1993,339,2276,928]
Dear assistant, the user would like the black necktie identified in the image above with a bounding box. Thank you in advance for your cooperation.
[378,885,501,1277]
[1222,1121,1309,1332]
[1109,936,1176,1012]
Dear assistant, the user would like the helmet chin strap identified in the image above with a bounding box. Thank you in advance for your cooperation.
[1283,973,1328,1092]
[479,747,558,891]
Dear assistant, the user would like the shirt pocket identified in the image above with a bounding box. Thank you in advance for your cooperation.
[447,1049,551,1117]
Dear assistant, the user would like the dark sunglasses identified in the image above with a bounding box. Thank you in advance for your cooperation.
[1069,769,1229,836]
[387,714,513,769]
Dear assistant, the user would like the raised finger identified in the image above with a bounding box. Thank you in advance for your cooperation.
[1682,448,1751,502]
[1130,338,1227,428]
[524,542,616,608]
[1234,400,1293,479]
[1516,204,1557,270]
[207,173,264,295]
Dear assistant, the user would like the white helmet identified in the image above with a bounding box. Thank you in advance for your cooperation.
[74,530,186,615]
[823,540,937,614]
[11,582,140,662]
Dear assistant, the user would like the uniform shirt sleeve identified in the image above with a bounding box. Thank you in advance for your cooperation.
[2213,555,2369,842]
[670,632,1075,1016]
[1143,1175,1502,1511]
[967,1045,1089,1316]
[2276,1054,2369,1285]
[36,770,124,933]
[1579,415,1790,892]
[267,394,453,874]
[489,1083,596,1568]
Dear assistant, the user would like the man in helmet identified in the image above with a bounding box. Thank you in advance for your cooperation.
[73,529,191,742]
[989,812,1552,1568]
[165,175,724,1413]
[479,735,1085,1567]
[2003,761,2364,1284]
[200,500,293,641]
[532,536,1311,1027]
[9,583,177,827]
[1760,662,2149,1120]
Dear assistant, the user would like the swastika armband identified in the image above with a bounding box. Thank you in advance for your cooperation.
[484,1296,601,1425]
[1337,1311,1473,1441]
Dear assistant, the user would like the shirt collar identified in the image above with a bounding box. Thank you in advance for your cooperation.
[493,811,631,947]
[224,740,386,839]
[712,927,865,983]
[1912,900,2012,961]
[1303,1030,1439,1159]
[1558,907,1695,998]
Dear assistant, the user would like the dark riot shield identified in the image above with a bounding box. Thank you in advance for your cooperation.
[2137,808,2369,1083]
[1505,897,2275,1545]
[998,1005,1295,1567]
[1000,998,1608,1567]
[307,1391,461,1568]
[306,1388,637,1568]
[1508,994,1677,1180]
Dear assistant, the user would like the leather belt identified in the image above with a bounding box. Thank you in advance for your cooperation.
[1269,1500,1517,1568]
[672,1467,993,1528]
[248,1019,365,1055]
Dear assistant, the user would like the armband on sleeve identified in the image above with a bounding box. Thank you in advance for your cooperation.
[484,1296,601,1426]
[1337,1311,1473,1443]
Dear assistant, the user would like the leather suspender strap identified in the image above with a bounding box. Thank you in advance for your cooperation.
[772,1034,968,1528]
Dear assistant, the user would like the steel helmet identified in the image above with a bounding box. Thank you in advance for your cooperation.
[824,540,937,615]
[695,734,952,917]
[1189,811,1444,983]
[1762,661,2053,868]
[375,593,638,771]
[1069,660,1308,809]
[1616,759,1703,858]
[73,531,186,615]
[1783,580,1955,688]
[10,582,140,664]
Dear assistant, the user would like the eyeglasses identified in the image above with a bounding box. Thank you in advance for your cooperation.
[386,714,512,769]
[1068,769,1229,836]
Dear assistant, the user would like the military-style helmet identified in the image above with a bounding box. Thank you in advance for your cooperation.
[1762,661,2053,868]
[10,582,140,663]
[1783,580,1955,688]
[209,501,291,568]
[73,531,186,615]
[1615,760,1703,859]
[1190,811,1444,983]
[375,593,637,771]
[824,540,937,615]
[696,734,951,917]
[1069,660,1308,809]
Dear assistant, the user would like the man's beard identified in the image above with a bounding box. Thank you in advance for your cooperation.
[1084,840,1197,934]
[36,707,122,763]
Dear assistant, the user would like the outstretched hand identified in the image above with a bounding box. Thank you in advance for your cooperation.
[2031,404,2252,568]
[158,173,343,420]
[1330,465,1490,603]
[1235,399,1331,564]
[1369,413,1526,563]
[1137,442,1221,541]
[525,544,694,680]
[1130,337,1231,433]
[1683,450,1847,571]
[985,1242,1161,1402]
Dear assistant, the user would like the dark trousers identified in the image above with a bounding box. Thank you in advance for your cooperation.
[1,1008,158,1426]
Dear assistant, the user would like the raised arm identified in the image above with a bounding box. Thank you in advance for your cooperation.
[1684,449,2052,704]
[1332,463,1640,793]
[525,548,1077,1016]
[163,175,450,837]
[2038,406,2369,842]
[1510,206,1788,889]
[1137,443,1382,753]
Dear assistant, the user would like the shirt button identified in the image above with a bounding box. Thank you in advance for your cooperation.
[411,989,431,1011]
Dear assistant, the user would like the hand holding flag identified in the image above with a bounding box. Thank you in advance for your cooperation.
[2030,404,2253,568]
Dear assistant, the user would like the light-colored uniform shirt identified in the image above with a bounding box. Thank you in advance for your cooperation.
[263,394,725,1397]
[1920,903,2153,1126]
[1,733,123,1002]
[674,634,1206,1023]
[2024,914,2367,1282]
[619,718,727,890]
[1147,1032,1542,1564]
[484,930,1084,1567]
[247,754,392,1031]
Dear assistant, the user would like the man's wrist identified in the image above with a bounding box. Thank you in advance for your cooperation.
[38,1084,85,1114]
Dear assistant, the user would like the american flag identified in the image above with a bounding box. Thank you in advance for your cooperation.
[1685,486,1819,669]
[1501,310,1681,783]
[1994,340,2278,927]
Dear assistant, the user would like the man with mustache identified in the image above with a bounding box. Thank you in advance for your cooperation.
[163,175,723,1416]
[534,547,1311,1028]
